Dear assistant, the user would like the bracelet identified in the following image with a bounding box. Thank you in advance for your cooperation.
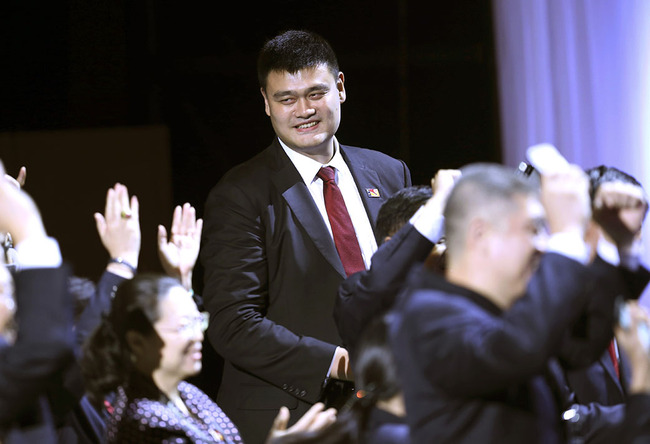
[109,257,137,274]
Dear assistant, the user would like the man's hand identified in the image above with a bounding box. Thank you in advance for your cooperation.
[615,301,650,394]
[4,166,26,190]
[422,169,461,215]
[94,183,141,278]
[592,181,648,251]
[541,165,591,236]
[157,203,203,290]
[0,162,45,244]
[266,402,337,444]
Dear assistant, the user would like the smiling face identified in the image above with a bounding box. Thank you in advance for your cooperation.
[134,285,205,389]
[261,64,346,162]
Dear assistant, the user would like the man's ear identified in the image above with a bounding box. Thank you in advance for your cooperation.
[337,72,346,103]
[261,87,271,117]
[466,218,489,251]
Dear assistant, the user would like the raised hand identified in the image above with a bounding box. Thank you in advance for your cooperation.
[592,180,648,252]
[0,162,44,244]
[4,166,26,190]
[94,183,141,278]
[540,164,591,237]
[157,203,203,290]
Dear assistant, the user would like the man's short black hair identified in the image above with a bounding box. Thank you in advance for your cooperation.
[375,185,433,242]
[257,29,340,90]
[586,165,644,201]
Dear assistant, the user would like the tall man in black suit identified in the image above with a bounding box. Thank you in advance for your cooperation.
[389,162,648,443]
[200,30,411,443]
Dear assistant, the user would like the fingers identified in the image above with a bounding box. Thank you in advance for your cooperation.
[541,164,591,235]
[195,218,204,240]
[16,167,26,187]
[181,203,197,232]
[307,407,337,431]
[129,195,140,221]
[157,224,168,248]
[290,402,326,431]
[269,406,290,433]
[170,203,200,239]
[594,181,647,210]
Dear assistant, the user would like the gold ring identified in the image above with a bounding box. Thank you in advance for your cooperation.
[120,210,132,219]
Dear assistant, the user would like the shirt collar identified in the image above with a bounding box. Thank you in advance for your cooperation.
[279,137,346,185]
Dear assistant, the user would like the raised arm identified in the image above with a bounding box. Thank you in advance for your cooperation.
[0,160,74,424]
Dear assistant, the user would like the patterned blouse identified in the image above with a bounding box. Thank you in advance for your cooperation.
[107,381,243,443]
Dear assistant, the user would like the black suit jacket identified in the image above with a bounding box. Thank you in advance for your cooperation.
[559,257,650,443]
[389,253,612,444]
[0,266,74,444]
[200,139,410,443]
[334,222,434,359]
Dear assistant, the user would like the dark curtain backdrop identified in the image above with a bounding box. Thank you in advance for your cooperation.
[0,0,501,399]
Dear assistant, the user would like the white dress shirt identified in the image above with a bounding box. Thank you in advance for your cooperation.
[280,138,377,269]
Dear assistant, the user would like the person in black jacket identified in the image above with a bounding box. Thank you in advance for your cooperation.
[0,160,75,443]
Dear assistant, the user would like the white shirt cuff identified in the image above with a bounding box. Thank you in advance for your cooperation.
[14,236,62,269]
[409,205,444,243]
[546,232,590,265]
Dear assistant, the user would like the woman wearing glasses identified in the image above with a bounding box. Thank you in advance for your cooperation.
[81,274,242,443]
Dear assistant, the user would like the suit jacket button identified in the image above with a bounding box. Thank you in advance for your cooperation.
[282,384,288,390]
[299,390,306,397]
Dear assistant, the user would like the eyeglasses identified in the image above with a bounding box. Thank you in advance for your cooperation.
[157,312,209,336]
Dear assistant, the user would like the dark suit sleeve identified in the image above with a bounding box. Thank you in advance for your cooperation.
[559,258,650,370]
[334,223,433,357]
[201,182,338,402]
[406,253,594,397]
[74,271,127,352]
[619,394,650,443]
[0,266,74,424]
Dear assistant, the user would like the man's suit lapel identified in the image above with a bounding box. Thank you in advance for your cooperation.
[341,145,389,235]
[599,350,626,397]
[268,142,346,278]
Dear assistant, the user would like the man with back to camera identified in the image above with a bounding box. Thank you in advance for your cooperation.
[200,29,411,443]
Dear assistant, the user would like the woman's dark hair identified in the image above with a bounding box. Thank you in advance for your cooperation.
[257,29,340,90]
[80,274,181,409]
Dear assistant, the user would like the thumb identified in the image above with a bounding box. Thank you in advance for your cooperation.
[94,213,106,237]
[157,225,168,247]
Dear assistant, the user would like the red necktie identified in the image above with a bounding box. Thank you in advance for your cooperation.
[317,166,365,277]
[608,340,620,379]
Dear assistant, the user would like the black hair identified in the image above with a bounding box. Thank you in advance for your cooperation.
[80,274,181,409]
[375,185,432,242]
[586,165,644,201]
[257,29,340,90]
